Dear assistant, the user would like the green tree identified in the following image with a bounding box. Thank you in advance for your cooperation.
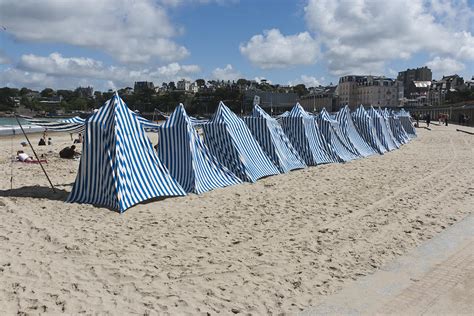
[40,88,55,98]
[292,84,308,96]
[19,87,32,96]
[196,79,206,87]
[0,87,16,111]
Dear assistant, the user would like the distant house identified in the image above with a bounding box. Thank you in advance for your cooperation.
[300,86,338,112]
[122,87,134,95]
[177,79,192,91]
[336,75,403,109]
[75,86,94,98]
[244,90,298,114]
[134,81,154,92]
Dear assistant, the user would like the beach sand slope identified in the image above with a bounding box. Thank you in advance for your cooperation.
[0,124,473,314]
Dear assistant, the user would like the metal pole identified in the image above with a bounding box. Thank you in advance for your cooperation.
[15,115,56,192]
[313,93,316,113]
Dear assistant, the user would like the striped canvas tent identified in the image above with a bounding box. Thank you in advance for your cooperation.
[378,107,402,148]
[397,109,417,138]
[280,103,338,165]
[386,109,410,145]
[317,108,360,161]
[367,106,398,151]
[352,105,387,154]
[202,102,280,182]
[335,106,378,157]
[23,116,85,133]
[67,93,186,212]
[157,104,241,194]
[136,115,162,132]
[243,105,306,173]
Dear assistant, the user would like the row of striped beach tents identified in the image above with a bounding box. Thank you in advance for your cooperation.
[41,93,415,212]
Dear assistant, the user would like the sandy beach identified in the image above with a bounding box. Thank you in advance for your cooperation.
[0,124,473,314]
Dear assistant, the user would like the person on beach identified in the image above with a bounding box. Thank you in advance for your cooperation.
[47,137,52,145]
[38,138,46,146]
[426,113,430,127]
[16,150,32,162]
[59,145,79,159]
[445,116,449,126]
[74,133,83,144]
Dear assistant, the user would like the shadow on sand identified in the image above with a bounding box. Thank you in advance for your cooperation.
[0,185,70,201]
[0,186,179,214]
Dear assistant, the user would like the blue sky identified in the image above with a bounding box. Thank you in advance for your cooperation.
[0,0,473,91]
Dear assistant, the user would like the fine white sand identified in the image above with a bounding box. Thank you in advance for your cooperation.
[0,124,473,314]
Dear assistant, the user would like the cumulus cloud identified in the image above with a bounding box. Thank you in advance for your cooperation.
[288,75,324,87]
[211,64,241,80]
[3,52,201,90]
[426,57,465,78]
[0,0,189,63]
[254,77,272,84]
[240,29,319,69]
[304,0,474,76]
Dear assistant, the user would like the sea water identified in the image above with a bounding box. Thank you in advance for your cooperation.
[0,117,45,136]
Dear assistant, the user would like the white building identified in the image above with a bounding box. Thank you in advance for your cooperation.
[177,79,192,91]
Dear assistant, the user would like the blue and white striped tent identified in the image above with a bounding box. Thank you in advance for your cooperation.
[377,107,402,148]
[24,116,85,133]
[67,93,186,212]
[202,102,280,182]
[397,109,417,138]
[26,112,162,133]
[386,109,410,145]
[280,103,338,165]
[335,106,378,157]
[317,108,360,161]
[157,104,241,194]
[367,106,398,151]
[243,105,306,173]
[136,115,162,132]
[352,105,387,154]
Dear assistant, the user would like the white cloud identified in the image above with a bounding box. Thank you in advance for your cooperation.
[304,0,474,76]
[159,0,237,7]
[0,0,188,63]
[240,29,319,69]
[426,57,465,78]
[288,75,324,87]
[211,64,241,80]
[3,52,201,90]
[154,63,201,78]
[254,77,272,84]
[1,68,57,89]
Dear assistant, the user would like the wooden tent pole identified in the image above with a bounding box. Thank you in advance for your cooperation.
[15,115,56,192]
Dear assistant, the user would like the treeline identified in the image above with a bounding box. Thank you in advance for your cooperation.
[0,80,311,115]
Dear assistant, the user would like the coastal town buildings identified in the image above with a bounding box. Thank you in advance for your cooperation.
[299,86,338,112]
[336,76,403,109]
[177,79,192,91]
[397,66,432,98]
[134,81,154,92]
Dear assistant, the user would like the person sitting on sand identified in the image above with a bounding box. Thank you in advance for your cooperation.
[73,133,83,144]
[59,145,79,159]
[38,138,46,146]
[47,137,53,145]
[17,150,33,162]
